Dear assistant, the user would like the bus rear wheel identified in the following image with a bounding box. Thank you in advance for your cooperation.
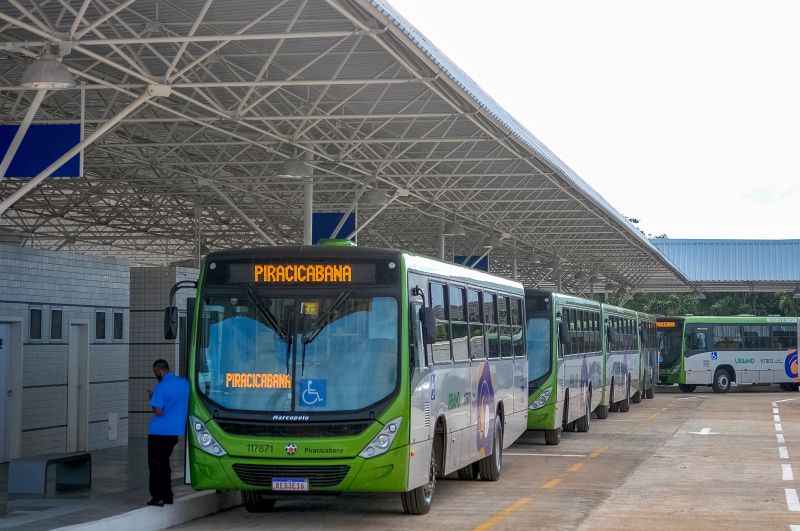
[456,462,480,480]
[478,415,503,481]
[595,404,609,419]
[712,369,733,393]
[645,386,655,399]
[576,391,591,433]
[544,428,561,445]
[618,378,631,413]
[243,492,276,513]
[401,435,439,514]
[678,384,696,393]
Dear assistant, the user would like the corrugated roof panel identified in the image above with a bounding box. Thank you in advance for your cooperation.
[650,239,800,282]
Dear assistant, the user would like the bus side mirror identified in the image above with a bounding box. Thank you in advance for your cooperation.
[420,307,437,345]
[164,306,178,340]
[558,321,569,346]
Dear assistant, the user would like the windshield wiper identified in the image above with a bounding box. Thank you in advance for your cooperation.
[300,290,352,375]
[246,284,294,373]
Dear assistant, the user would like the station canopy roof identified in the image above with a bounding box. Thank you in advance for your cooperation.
[650,239,800,293]
[0,0,689,294]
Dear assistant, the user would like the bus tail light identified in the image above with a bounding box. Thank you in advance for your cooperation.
[359,417,402,459]
[190,415,227,456]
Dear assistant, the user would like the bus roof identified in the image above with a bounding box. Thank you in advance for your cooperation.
[405,253,523,293]
[526,290,601,310]
[679,315,798,324]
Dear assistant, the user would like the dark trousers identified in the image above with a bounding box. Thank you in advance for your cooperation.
[148,435,178,501]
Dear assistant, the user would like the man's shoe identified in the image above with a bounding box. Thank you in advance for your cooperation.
[147,498,164,507]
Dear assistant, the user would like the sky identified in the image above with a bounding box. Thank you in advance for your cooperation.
[388,0,800,239]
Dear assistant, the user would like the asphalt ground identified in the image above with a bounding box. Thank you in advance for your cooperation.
[174,387,800,531]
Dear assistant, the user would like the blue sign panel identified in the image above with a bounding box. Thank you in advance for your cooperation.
[298,379,327,408]
[0,124,81,178]
[454,255,489,272]
[312,212,356,244]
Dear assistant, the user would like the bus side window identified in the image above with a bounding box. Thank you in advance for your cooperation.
[467,289,485,359]
[484,292,500,359]
[511,298,524,357]
[429,282,451,364]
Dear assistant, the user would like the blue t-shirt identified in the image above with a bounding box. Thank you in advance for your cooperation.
[149,373,190,436]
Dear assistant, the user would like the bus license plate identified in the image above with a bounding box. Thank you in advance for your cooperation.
[272,477,309,492]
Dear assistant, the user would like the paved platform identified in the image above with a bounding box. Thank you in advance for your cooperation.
[0,438,191,530]
[173,388,800,531]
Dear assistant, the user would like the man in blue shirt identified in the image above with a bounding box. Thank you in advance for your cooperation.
[147,359,189,507]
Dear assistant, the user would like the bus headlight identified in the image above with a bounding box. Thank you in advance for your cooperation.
[190,415,226,457]
[359,417,402,459]
[529,387,552,410]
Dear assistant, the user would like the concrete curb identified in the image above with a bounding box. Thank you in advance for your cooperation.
[52,491,241,531]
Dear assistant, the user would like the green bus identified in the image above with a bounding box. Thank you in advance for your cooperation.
[657,315,800,392]
[525,291,651,445]
[165,244,527,514]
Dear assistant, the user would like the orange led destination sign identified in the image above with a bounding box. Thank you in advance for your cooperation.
[253,263,352,284]
[656,321,677,329]
[225,372,292,389]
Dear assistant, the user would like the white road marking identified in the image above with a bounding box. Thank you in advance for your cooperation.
[777,424,784,432]
[780,447,790,459]
[779,434,786,444]
[777,398,800,404]
[774,401,779,407]
[776,415,783,423]
[689,427,718,435]
[786,489,800,512]
[784,464,795,481]
[790,525,800,530]
[775,408,781,414]
[506,452,586,458]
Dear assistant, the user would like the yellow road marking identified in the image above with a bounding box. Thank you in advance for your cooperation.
[542,478,562,489]
[590,447,608,459]
[473,497,532,531]
[568,462,584,473]
[647,412,659,421]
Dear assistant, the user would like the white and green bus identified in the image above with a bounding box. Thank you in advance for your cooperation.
[526,291,607,445]
[657,315,800,392]
[601,304,643,411]
[165,242,528,515]
[637,312,657,400]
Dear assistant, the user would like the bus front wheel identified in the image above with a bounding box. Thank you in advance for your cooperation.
[243,492,276,513]
[401,436,439,514]
[544,428,561,445]
[678,384,696,393]
[712,369,733,393]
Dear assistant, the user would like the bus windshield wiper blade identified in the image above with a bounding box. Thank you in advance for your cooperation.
[246,284,290,344]
[300,290,352,375]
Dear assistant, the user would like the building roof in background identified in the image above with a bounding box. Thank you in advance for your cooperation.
[650,239,800,284]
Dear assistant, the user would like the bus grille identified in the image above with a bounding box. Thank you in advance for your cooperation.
[232,464,350,488]
[218,421,371,437]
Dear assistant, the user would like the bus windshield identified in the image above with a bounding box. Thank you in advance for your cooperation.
[526,317,551,384]
[196,288,398,413]
[657,322,683,368]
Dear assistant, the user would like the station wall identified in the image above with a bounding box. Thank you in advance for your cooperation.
[129,265,198,440]
[0,245,129,459]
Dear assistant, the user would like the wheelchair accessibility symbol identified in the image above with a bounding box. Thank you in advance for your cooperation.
[298,379,327,408]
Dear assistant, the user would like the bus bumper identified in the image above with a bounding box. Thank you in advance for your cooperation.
[527,403,556,431]
[189,445,409,493]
